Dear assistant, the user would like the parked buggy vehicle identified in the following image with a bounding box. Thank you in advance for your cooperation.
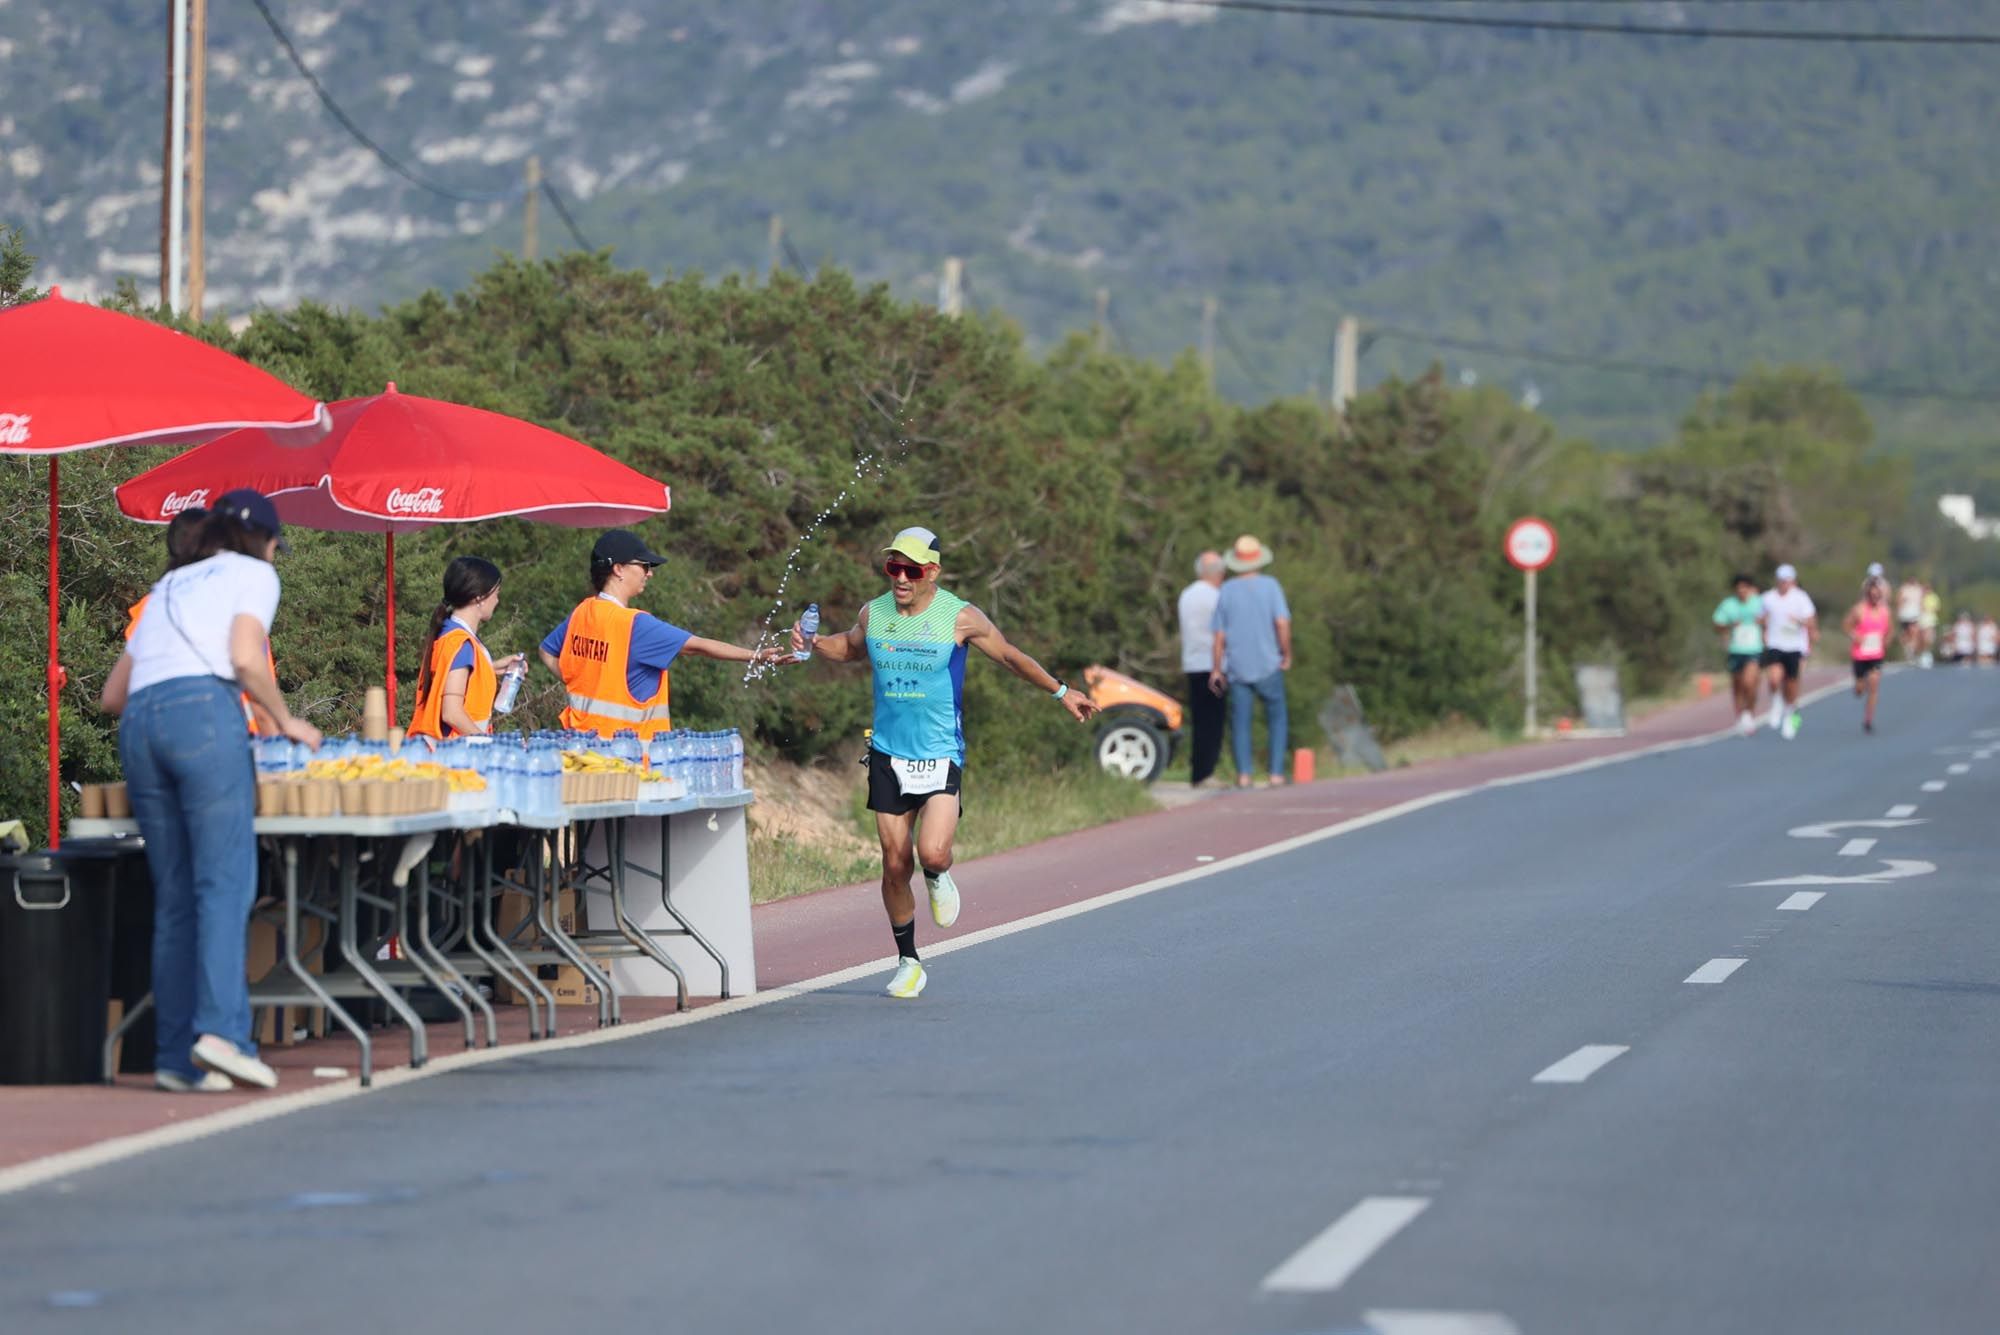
[1084,665,1183,784]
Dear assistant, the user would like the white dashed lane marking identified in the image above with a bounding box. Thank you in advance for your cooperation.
[1685,958,1747,985]
[1260,1196,1432,1293]
[1532,1045,1630,1084]
[1838,838,1876,857]
[1948,763,1970,775]
[1777,892,1824,911]
[1886,804,1917,818]
[1922,780,1947,792]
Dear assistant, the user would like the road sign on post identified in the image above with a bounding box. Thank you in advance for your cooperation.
[1505,518,1558,735]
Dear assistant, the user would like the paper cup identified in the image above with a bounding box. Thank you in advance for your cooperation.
[282,780,305,817]
[79,784,106,819]
[104,783,131,819]
[360,781,390,817]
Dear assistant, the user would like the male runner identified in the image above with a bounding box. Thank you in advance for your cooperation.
[1713,573,1766,736]
[1895,576,1926,660]
[1760,563,1817,740]
[793,526,1097,998]
[1843,578,1890,733]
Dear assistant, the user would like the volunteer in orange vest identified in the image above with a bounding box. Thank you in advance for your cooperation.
[537,529,786,739]
[407,556,525,739]
[125,505,279,735]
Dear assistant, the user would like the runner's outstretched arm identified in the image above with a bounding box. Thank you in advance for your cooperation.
[683,635,791,665]
[792,605,869,663]
[959,606,1098,723]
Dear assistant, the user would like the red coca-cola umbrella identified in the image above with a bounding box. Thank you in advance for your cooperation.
[117,383,671,720]
[0,288,329,846]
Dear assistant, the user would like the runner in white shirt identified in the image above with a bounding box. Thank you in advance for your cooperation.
[1951,613,1977,665]
[1895,578,1926,659]
[1979,616,1999,666]
[1759,563,1817,740]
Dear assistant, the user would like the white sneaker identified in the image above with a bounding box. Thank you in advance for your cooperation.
[155,1069,234,1093]
[928,869,961,928]
[191,1035,279,1089]
[1767,703,1785,731]
[1780,712,1800,741]
[1737,711,1755,737]
[885,957,928,999]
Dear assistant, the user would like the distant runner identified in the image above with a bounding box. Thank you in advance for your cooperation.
[1980,615,1998,666]
[1896,577,1926,660]
[1919,584,1942,668]
[1843,578,1890,733]
[1760,563,1817,741]
[1713,573,1767,737]
[1951,612,1977,666]
[793,526,1097,999]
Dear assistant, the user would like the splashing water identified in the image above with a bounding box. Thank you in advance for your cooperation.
[741,429,909,685]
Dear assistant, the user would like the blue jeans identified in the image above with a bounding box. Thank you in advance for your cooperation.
[1228,671,1289,779]
[119,676,259,1078]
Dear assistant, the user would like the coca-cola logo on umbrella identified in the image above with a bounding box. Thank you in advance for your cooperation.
[385,486,446,515]
[0,413,31,445]
[161,487,209,516]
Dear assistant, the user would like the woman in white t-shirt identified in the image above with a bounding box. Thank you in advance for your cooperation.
[99,490,322,1094]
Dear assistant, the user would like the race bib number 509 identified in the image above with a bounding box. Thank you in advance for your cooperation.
[889,756,949,797]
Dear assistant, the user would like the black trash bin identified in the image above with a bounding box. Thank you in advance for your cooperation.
[0,850,115,1084]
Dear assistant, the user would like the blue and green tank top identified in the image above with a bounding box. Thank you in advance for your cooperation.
[866,588,969,763]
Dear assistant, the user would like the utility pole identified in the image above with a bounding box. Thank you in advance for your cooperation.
[184,0,208,319]
[1200,295,1217,387]
[1094,287,1110,353]
[1332,315,1359,416]
[162,0,190,313]
[521,155,541,260]
[767,214,784,276]
[939,256,964,317]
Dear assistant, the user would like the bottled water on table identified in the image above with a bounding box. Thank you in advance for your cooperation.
[728,729,745,792]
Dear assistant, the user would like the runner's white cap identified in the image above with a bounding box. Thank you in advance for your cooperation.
[1775,563,1797,581]
[1867,562,1885,578]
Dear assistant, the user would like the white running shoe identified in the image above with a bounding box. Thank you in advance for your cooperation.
[191,1035,279,1089]
[1780,711,1800,741]
[885,957,928,999]
[1767,702,1785,731]
[155,1069,233,1093]
[928,869,961,928]
[1737,710,1755,737]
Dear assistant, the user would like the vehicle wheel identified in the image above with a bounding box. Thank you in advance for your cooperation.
[1095,712,1169,783]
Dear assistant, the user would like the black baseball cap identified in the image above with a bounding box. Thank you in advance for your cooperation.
[592,529,666,567]
[215,488,290,553]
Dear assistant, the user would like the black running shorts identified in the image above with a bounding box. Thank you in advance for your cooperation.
[1760,648,1803,680]
[863,748,963,816]
[1852,658,1884,680]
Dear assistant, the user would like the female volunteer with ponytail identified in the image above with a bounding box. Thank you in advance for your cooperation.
[407,557,525,740]
[99,490,323,1093]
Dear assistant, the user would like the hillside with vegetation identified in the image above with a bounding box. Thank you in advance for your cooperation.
[4,1,1996,464]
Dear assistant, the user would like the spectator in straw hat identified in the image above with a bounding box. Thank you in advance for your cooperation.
[1209,534,1293,787]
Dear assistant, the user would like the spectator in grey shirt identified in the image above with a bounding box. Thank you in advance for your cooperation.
[1177,550,1227,785]
[1209,534,1292,787]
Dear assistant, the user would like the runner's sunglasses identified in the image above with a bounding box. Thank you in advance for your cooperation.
[884,559,926,580]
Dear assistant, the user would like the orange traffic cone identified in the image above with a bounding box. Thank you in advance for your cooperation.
[1293,747,1316,784]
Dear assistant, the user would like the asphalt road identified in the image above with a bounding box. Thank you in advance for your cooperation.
[5,669,1997,1335]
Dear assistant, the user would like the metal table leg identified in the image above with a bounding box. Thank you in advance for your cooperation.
[481,847,555,1039]
[453,833,544,1041]
[335,835,430,1067]
[603,816,688,1010]
[407,859,495,1048]
[533,829,617,1027]
[277,839,375,1085]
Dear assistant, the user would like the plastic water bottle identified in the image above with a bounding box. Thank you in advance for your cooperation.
[532,745,562,816]
[728,729,745,792]
[795,603,819,661]
[492,660,527,714]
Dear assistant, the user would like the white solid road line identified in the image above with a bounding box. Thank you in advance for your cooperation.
[1260,1196,1431,1293]
[1684,958,1748,985]
[1922,780,1948,792]
[1364,1312,1523,1335]
[1838,838,1877,857]
[1886,804,1917,818]
[1777,891,1825,911]
[1532,1044,1630,1084]
[0,684,1858,1199]
[1948,763,1971,775]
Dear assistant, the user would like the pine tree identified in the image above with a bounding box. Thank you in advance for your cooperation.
[0,223,41,307]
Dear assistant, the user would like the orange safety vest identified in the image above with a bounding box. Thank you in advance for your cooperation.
[124,594,275,734]
[557,597,671,739]
[407,626,497,740]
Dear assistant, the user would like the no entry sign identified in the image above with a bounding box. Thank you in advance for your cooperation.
[1505,517,1558,572]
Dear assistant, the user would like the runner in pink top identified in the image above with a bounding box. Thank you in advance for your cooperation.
[1844,579,1891,733]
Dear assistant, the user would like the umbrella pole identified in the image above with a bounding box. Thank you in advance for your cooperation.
[46,459,61,850]
[385,531,397,724]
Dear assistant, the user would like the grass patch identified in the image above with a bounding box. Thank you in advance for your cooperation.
[748,833,876,904]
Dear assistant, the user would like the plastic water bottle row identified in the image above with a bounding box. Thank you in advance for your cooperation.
[636,729,747,796]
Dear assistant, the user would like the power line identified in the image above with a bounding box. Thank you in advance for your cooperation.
[1157,0,2000,44]
[248,0,521,203]
[538,182,594,252]
[1368,324,2000,405]
[781,234,813,276]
